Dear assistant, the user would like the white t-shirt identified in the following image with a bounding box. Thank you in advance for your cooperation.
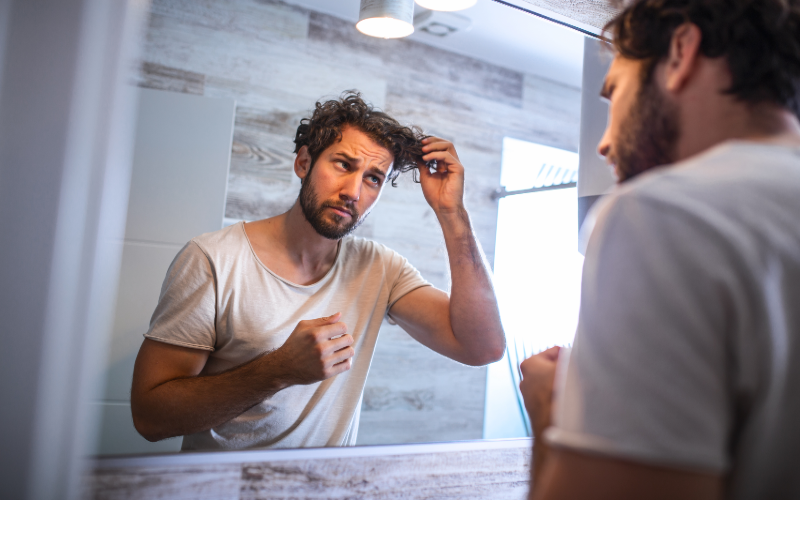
[546,141,800,498]
[145,221,430,450]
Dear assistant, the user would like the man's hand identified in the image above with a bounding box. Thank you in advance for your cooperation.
[418,137,465,216]
[270,312,355,386]
[519,346,561,495]
[519,346,561,438]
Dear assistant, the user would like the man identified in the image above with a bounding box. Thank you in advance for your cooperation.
[520,0,800,498]
[131,92,505,450]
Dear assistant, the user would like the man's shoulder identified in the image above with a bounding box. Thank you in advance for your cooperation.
[618,140,800,202]
[190,222,245,251]
[341,235,396,260]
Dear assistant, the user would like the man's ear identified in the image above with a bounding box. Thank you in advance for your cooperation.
[294,145,312,180]
[664,22,702,93]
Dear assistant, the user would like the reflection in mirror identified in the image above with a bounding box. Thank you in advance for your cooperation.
[93,0,584,456]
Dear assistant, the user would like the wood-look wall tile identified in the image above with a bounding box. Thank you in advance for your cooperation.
[225,173,300,220]
[149,0,310,42]
[139,62,205,95]
[307,11,524,108]
[230,107,297,181]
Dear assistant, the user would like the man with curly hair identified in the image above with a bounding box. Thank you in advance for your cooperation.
[130,92,505,450]
[520,0,800,498]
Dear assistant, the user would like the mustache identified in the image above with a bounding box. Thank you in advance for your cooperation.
[322,200,357,218]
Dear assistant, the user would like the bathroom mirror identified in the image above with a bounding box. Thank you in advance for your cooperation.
[93,0,606,457]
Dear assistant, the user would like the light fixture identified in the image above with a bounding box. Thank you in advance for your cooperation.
[356,0,415,39]
[415,0,477,11]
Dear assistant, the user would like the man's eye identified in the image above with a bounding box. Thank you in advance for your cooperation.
[368,176,382,186]
[338,161,349,170]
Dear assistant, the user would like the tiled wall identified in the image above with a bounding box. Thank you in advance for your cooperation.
[137,0,581,444]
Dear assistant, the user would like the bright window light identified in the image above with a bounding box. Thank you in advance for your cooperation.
[483,138,584,439]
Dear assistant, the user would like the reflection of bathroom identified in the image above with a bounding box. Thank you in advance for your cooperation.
[94,0,588,456]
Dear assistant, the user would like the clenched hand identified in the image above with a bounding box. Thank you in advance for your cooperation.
[270,312,355,386]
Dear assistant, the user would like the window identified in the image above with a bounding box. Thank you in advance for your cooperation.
[483,138,584,439]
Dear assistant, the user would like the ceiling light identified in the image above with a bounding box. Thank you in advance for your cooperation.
[356,0,415,39]
[415,0,477,11]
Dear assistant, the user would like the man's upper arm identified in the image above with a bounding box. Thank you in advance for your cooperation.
[548,191,737,481]
[388,286,462,358]
[534,448,723,499]
[131,338,210,399]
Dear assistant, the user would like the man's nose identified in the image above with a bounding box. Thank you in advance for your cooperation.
[597,127,611,160]
[339,174,361,203]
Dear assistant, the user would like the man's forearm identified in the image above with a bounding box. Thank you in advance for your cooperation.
[132,351,288,441]
[530,437,550,498]
[437,207,505,363]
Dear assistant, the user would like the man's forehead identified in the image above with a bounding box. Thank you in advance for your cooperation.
[333,126,393,164]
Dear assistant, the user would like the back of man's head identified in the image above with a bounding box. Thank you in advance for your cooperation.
[605,0,800,118]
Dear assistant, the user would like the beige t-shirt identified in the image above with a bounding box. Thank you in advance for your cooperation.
[145,221,430,450]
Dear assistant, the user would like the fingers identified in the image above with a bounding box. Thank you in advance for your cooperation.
[519,349,559,378]
[314,312,341,325]
[421,137,456,153]
[315,321,348,341]
[329,355,353,376]
[422,140,456,154]
[326,333,354,354]
[540,346,561,362]
[421,150,460,165]
[328,343,355,365]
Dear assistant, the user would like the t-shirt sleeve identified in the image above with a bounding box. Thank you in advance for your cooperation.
[546,192,734,473]
[144,240,217,351]
[384,248,432,323]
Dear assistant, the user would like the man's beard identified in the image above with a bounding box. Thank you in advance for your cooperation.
[614,72,680,182]
[298,166,365,240]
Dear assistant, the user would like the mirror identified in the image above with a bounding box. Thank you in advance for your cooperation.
[93,0,585,456]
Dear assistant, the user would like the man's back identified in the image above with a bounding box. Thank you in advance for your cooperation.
[548,141,800,497]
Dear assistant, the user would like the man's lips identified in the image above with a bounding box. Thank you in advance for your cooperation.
[327,205,354,218]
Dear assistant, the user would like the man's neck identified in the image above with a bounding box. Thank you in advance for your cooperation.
[676,100,800,162]
[245,201,340,285]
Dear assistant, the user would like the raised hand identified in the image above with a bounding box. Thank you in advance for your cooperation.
[271,312,355,386]
[418,136,465,216]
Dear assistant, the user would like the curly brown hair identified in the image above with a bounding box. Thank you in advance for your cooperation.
[293,91,428,186]
[604,0,800,118]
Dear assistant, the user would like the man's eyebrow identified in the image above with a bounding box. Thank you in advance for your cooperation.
[333,151,387,179]
[333,151,357,162]
[368,166,386,179]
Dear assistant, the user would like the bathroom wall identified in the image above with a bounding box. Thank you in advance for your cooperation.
[136,0,581,444]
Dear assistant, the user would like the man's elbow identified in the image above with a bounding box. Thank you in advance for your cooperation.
[131,406,169,443]
[465,338,506,366]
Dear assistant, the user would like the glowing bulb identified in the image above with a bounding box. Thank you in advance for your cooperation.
[415,0,477,11]
[357,0,415,39]
[356,16,415,38]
